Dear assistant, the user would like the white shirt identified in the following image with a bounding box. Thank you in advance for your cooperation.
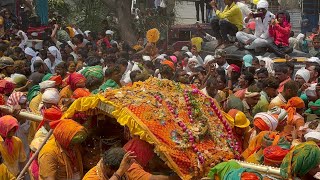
[254,11,275,39]
[44,58,62,74]
[237,2,251,25]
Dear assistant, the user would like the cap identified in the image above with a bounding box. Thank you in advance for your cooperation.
[181,46,189,52]
[214,49,226,58]
[105,30,114,35]
[243,54,253,67]
[230,64,241,73]
[204,55,215,65]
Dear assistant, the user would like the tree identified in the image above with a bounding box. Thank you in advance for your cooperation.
[102,0,137,45]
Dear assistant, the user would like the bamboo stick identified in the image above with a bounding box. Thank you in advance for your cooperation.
[0,105,42,122]
[17,129,53,179]
[233,160,281,176]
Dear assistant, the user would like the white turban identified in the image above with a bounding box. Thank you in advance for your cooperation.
[295,67,310,83]
[39,80,56,90]
[24,47,38,57]
[304,132,320,141]
[306,57,320,65]
[204,55,214,66]
[188,57,199,65]
[48,46,62,61]
[42,88,60,104]
[254,112,279,131]
[185,52,193,58]
[143,56,151,61]
[257,0,269,9]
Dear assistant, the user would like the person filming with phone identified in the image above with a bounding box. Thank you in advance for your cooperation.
[236,0,275,51]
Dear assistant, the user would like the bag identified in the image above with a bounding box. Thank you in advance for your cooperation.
[160,0,166,8]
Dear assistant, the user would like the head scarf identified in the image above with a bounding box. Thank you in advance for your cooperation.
[27,85,40,102]
[295,67,310,83]
[224,168,263,180]
[67,73,86,91]
[0,80,15,95]
[230,64,241,73]
[208,161,241,179]
[263,145,289,167]
[10,73,27,88]
[123,137,155,167]
[185,57,200,73]
[24,47,38,57]
[0,115,19,155]
[81,65,104,81]
[253,113,278,131]
[204,55,215,66]
[280,141,320,179]
[170,56,177,63]
[37,106,62,131]
[98,79,119,92]
[48,46,62,61]
[50,119,87,149]
[257,0,269,9]
[161,60,175,71]
[281,97,305,125]
[66,27,75,38]
[42,73,53,82]
[42,88,60,105]
[72,88,91,99]
[6,92,25,106]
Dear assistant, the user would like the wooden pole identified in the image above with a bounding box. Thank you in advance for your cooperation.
[0,105,42,122]
[17,129,53,179]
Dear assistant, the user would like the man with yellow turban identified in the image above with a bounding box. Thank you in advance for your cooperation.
[38,119,88,179]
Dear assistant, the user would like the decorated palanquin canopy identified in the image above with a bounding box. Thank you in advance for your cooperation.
[63,77,238,179]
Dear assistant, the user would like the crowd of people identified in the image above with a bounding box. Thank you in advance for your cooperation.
[0,0,320,179]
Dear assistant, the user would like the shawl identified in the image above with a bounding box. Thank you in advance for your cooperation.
[208,161,241,179]
[72,88,91,99]
[0,115,19,155]
[280,141,320,179]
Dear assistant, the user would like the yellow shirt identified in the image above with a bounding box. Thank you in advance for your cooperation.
[191,37,203,52]
[38,137,83,180]
[0,164,15,180]
[216,2,243,30]
[0,136,27,176]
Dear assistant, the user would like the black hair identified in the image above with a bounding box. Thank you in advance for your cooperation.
[207,76,218,88]
[102,147,125,170]
[256,67,269,77]
[274,64,289,74]
[55,61,67,70]
[74,34,84,43]
[247,84,261,93]
[290,31,294,37]
[88,31,97,40]
[33,60,44,70]
[86,56,101,66]
[216,67,226,77]
[261,77,279,89]
[130,70,142,83]
[116,58,128,66]
[242,71,255,86]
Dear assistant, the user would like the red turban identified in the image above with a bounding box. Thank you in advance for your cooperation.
[37,106,62,131]
[123,137,155,167]
[50,75,62,86]
[67,73,86,91]
[263,145,289,167]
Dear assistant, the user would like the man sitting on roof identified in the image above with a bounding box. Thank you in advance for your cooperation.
[236,0,275,51]
[210,0,243,46]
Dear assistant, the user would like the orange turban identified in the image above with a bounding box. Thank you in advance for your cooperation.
[281,97,305,125]
[50,75,62,86]
[37,106,63,131]
[50,119,87,149]
[161,60,175,71]
[72,88,91,99]
[253,118,270,131]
